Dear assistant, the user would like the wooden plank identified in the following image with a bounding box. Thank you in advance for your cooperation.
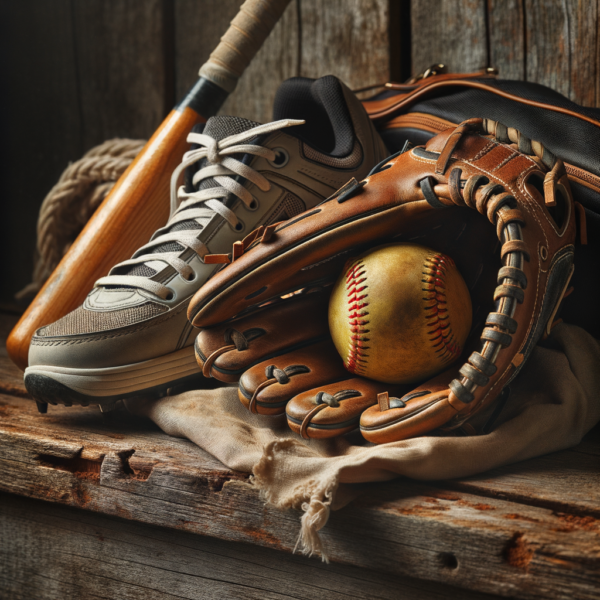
[1,306,599,522]
[0,1,82,308]
[448,425,600,517]
[176,0,390,122]
[524,0,599,107]
[487,0,525,80]
[299,0,390,90]
[0,1,171,309]
[410,0,487,77]
[0,493,501,600]
[173,0,239,101]
[174,0,298,125]
[71,0,171,149]
[0,393,598,600]
[220,0,299,124]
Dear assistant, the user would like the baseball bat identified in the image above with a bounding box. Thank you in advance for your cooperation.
[7,0,292,371]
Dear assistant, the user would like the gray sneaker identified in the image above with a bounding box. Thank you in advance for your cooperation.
[25,75,388,410]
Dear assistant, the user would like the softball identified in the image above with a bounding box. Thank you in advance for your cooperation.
[328,242,472,384]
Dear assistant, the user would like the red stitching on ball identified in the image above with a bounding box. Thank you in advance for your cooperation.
[345,259,370,374]
[422,253,462,362]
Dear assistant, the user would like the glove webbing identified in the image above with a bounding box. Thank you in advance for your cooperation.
[415,120,568,409]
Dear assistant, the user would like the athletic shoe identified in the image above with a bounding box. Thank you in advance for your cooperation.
[25,75,388,409]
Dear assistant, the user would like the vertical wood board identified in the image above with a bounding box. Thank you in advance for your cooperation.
[487,0,525,80]
[0,0,172,308]
[220,0,299,123]
[524,0,599,107]
[410,0,488,77]
[0,1,81,307]
[299,0,390,90]
[72,0,171,149]
[175,0,299,124]
[173,0,240,100]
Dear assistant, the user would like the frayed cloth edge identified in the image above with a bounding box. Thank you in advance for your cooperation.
[252,438,339,562]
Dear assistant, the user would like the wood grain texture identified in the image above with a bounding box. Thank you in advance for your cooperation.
[524,0,599,107]
[487,0,525,80]
[448,432,600,517]
[72,0,171,147]
[0,493,502,600]
[175,0,299,124]
[0,1,82,308]
[175,0,390,122]
[299,0,390,90]
[0,0,172,315]
[174,0,240,100]
[410,0,488,77]
[220,0,299,123]
[0,389,598,600]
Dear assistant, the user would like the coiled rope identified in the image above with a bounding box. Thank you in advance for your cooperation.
[17,138,146,300]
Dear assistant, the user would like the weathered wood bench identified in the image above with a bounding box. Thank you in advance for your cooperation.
[1,311,598,600]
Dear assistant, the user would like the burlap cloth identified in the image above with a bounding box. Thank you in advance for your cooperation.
[127,323,600,560]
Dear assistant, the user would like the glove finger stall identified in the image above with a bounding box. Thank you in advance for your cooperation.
[286,378,409,439]
[238,340,348,416]
[195,291,330,383]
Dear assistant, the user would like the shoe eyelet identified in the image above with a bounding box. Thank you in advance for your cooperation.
[184,270,196,282]
[246,198,259,212]
[230,219,245,233]
[268,147,289,169]
[165,290,175,301]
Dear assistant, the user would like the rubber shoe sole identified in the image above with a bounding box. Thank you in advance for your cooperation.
[24,346,202,408]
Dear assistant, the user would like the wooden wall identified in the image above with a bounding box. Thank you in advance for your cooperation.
[1,0,598,308]
[411,0,600,107]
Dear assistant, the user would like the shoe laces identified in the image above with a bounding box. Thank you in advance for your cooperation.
[94,119,303,299]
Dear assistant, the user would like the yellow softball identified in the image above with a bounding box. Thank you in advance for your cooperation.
[328,242,472,384]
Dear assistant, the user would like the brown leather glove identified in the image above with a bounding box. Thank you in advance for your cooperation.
[189,118,578,443]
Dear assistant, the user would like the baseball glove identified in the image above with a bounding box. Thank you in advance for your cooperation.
[188,118,579,443]
[361,65,600,340]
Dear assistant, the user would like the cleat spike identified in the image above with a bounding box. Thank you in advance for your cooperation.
[36,401,48,414]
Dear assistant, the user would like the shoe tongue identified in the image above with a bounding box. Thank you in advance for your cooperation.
[120,116,263,281]
[202,115,261,141]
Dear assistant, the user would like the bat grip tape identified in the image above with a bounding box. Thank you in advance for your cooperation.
[199,0,292,93]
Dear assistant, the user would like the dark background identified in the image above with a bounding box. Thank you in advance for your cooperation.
[0,0,597,310]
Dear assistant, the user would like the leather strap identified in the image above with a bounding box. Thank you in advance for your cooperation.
[486,312,518,333]
[500,240,530,261]
[498,266,527,288]
[202,344,235,378]
[378,391,390,412]
[300,403,327,439]
[459,363,489,387]
[468,352,497,377]
[481,327,513,347]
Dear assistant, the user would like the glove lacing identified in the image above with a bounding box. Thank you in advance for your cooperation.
[248,364,310,414]
[415,119,566,411]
